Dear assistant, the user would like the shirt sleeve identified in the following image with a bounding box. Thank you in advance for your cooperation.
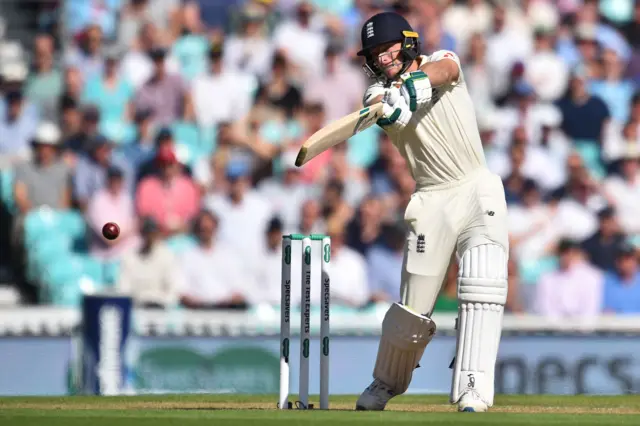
[350,252,371,307]
[580,268,604,318]
[533,273,555,317]
[86,192,106,234]
[135,179,154,217]
[366,249,386,295]
[116,256,133,295]
[73,160,92,202]
[602,273,615,313]
[427,50,464,85]
[13,163,27,183]
[163,247,185,307]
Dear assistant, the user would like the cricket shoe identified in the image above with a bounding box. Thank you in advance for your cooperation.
[355,379,397,411]
[457,389,488,412]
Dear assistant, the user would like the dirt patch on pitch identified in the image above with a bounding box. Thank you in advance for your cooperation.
[3,401,640,415]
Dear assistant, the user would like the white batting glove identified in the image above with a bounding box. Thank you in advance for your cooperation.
[377,86,413,132]
[400,70,433,112]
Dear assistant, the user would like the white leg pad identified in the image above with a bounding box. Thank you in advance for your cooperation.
[450,244,508,407]
[373,302,436,394]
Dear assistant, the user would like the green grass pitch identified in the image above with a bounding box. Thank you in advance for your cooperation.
[0,394,638,425]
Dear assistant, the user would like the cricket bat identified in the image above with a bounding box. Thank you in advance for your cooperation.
[295,102,384,167]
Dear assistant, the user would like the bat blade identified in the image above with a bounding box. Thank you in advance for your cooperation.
[295,103,383,167]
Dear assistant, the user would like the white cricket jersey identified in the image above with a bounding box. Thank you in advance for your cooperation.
[364,50,487,188]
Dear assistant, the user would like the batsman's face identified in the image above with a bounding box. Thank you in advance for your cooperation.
[372,42,404,79]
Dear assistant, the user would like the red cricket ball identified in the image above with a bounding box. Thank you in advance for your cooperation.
[102,222,120,240]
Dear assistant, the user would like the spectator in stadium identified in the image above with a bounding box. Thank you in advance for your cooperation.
[272,1,327,79]
[192,121,257,193]
[86,166,139,260]
[119,22,180,89]
[463,32,494,112]
[59,96,81,146]
[589,48,635,124]
[205,158,273,258]
[534,239,604,321]
[117,216,182,309]
[179,209,250,309]
[298,198,325,236]
[572,23,600,73]
[323,220,369,308]
[556,67,610,143]
[581,206,626,273]
[485,3,533,101]
[171,1,209,82]
[0,89,38,168]
[191,41,256,128]
[502,140,528,204]
[538,106,572,169]
[441,0,492,54]
[254,51,302,119]
[491,126,566,193]
[73,134,132,211]
[495,81,548,146]
[62,105,101,156]
[117,0,154,50]
[135,127,191,183]
[524,27,569,103]
[11,122,70,282]
[603,98,640,162]
[368,133,404,198]
[81,47,134,128]
[116,108,156,184]
[603,149,640,237]
[64,0,119,41]
[133,47,193,127]
[366,221,405,304]
[64,24,105,82]
[303,43,365,123]
[24,33,63,122]
[251,216,285,306]
[296,102,330,183]
[319,179,353,231]
[621,1,640,48]
[193,148,229,195]
[136,144,200,236]
[223,3,274,77]
[13,122,70,216]
[257,151,311,234]
[506,256,524,314]
[552,153,606,241]
[117,0,179,54]
[508,179,559,263]
[61,66,84,105]
[345,194,384,257]
[326,141,369,208]
[603,244,640,314]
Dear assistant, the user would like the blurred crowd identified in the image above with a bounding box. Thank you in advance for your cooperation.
[0,0,639,319]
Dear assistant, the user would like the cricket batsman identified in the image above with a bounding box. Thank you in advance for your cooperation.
[354,12,509,412]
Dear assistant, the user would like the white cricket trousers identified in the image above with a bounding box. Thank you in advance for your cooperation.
[400,168,509,315]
